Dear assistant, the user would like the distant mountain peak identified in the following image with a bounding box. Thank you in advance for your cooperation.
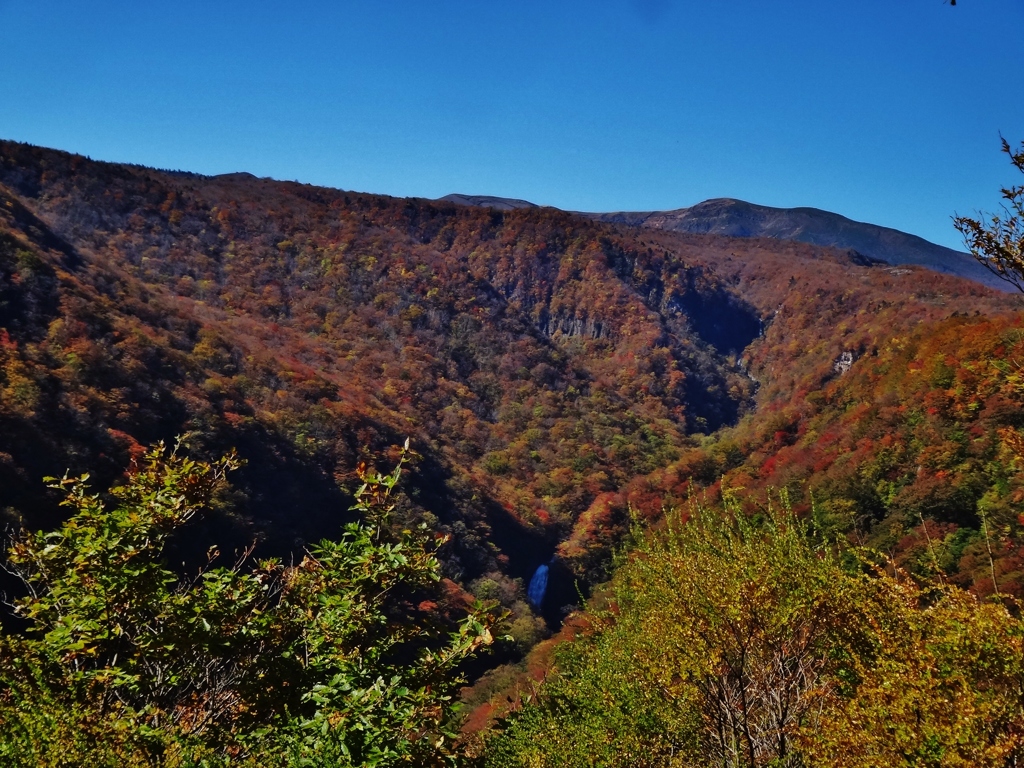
[440,192,1000,290]
[587,198,1006,291]
[439,194,538,211]
[214,171,258,180]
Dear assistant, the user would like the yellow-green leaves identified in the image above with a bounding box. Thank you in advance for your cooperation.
[486,495,1024,767]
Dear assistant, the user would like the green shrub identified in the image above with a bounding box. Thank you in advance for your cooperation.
[0,440,495,766]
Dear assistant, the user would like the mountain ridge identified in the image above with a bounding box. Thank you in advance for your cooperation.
[1,138,1020,623]
[587,197,1005,290]
[441,192,1004,291]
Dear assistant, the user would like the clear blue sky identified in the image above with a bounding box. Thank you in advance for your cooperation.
[1,0,1021,250]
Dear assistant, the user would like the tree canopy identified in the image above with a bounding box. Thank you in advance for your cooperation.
[483,495,1024,767]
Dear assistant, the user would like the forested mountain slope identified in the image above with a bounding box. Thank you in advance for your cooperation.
[578,229,1024,596]
[1,138,1021,622]
[0,140,759,621]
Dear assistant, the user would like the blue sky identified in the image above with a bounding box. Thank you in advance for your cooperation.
[0,0,1021,250]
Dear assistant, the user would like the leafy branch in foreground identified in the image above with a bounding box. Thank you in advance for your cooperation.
[0,439,495,767]
[955,137,1024,294]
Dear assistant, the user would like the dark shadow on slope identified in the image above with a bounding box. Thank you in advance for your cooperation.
[681,284,762,357]
[0,186,84,270]
[676,286,762,434]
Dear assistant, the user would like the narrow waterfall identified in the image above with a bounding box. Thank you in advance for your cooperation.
[527,563,549,608]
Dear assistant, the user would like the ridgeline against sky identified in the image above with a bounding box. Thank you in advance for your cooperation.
[1,0,1022,251]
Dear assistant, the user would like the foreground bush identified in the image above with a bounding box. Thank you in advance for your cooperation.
[0,441,494,766]
[483,494,1024,767]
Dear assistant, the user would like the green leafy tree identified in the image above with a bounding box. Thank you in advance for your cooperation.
[800,575,1024,768]
[484,495,859,768]
[483,493,1024,767]
[0,440,495,766]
